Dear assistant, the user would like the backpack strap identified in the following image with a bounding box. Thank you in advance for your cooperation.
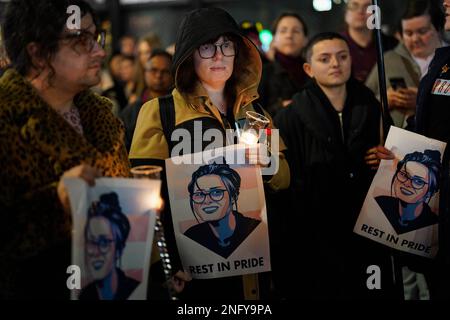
[252,102,265,115]
[158,94,175,153]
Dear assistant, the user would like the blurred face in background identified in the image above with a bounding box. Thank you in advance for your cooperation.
[144,55,173,95]
[120,36,136,56]
[443,0,450,31]
[304,38,351,89]
[119,57,134,82]
[402,15,441,59]
[345,0,372,30]
[138,40,153,68]
[109,54,123,80]
[273,16,307,57]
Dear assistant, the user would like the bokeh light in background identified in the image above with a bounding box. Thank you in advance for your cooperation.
[313,0,332,12]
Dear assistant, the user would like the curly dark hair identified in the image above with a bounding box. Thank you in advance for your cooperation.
[85,192,131,259]
[2,0,98,77]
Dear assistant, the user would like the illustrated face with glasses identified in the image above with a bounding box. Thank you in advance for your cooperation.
[85,216,117,280]
[190,175,233,222]
[194,35,236,88]
[393,161,431,204]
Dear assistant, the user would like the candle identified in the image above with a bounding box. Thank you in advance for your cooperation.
[240,130,259,145]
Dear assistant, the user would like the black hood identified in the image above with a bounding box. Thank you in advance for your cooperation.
[172,7,244,74]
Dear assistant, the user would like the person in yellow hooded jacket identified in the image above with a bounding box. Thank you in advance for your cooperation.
[130,7,290,300]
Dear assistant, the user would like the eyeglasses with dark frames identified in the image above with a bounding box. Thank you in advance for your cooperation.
[191,188,227,204]
[60,29,106,53]
[86,236,114,256]
[197,41,236,59]
[396,170,429,190]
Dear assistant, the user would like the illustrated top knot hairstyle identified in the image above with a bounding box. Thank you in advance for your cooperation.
[86,192,131,258]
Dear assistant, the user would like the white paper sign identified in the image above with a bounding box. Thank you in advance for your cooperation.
[354,127,446,258]
[166,145,271,279]
[65,177,160,300]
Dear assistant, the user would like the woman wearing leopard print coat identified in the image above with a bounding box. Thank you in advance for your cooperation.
[0,0,130,299]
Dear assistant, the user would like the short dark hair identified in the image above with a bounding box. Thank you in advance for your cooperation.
[176,33,249,107]
[392,149,442,200]
[304,32,349,62]
[400,0,445,33]
[188,163,241,217]
[150,49,173,62]
[2,0,98,76]
[271,12,308,37]
[121,55,135,64]
[85,192,131,259]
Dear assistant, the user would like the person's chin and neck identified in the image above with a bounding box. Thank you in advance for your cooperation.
[90,255,119,300]
[395,192,427,226]
[197,201,236,248]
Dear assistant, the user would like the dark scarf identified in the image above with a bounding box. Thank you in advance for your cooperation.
[275,51,308,89]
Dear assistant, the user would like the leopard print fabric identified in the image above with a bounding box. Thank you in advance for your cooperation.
[0,69,131,298]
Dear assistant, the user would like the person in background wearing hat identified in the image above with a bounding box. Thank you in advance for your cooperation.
[130,7,290,300]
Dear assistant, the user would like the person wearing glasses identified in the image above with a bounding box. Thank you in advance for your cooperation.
[120,49,174,151]
[341,0,398,82]
[375,150,441,235]
[184,163,260,259]
[0,0,130,299]
[130,7,290,300]
[79,192,140,300]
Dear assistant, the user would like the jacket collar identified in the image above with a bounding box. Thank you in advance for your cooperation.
[0,69,123,171]
[291,79,371,148]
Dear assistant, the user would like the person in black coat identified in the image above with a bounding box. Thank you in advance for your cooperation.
[409,0,450,299]
[275,32,398,299]
[258,12,310,118]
